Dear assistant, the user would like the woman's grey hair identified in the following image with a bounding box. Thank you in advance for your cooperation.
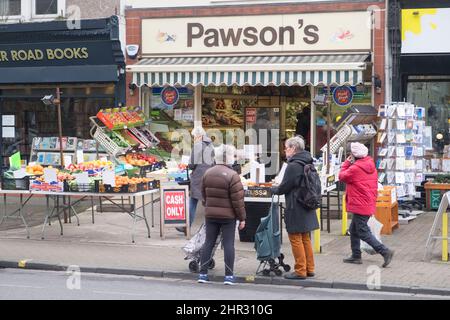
[191,126,206,138]
[214,144,236,165]
[285,136,305,153]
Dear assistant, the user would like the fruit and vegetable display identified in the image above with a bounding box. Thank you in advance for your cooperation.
[33,171,75,183]
[97,107,146,130]
[119,129,142,147]
[66,160,114,174]
[99,176,160,193]
[118,153,158,167]
[106,130,130,148]
[26,164,45,176]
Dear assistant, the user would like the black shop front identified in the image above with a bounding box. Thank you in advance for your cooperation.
[0,16,125,169]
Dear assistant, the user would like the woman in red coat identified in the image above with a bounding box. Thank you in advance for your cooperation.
[339,142,394,268]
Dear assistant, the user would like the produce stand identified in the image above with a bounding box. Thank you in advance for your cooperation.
[0,189,160,243]
[1,105,167,243]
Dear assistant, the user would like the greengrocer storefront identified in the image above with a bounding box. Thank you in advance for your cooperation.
[127,7,378,174]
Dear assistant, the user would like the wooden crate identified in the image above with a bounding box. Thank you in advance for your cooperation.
[375,186,399,235]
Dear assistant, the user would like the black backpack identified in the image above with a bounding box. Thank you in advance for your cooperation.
[294,160,322,210]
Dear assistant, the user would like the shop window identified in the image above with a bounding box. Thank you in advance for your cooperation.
[149,87,195,159]
[314,85,372,157]
[0,0,21,16]
[407,81,450,153]
[0,85,115,163]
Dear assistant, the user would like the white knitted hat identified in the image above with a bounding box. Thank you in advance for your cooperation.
[351,142,368,158]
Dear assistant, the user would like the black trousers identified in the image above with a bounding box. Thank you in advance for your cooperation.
[349,213,389,258]
[200,218,236,276]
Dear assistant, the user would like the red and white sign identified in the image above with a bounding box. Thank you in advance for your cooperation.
[246,108,257,124]
[164,190,186,220]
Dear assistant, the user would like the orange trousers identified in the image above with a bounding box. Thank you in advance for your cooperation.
[288,232,315,277]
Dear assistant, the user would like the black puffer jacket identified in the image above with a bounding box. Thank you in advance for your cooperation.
[272,151,319,234]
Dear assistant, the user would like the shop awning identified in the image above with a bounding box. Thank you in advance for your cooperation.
[128,54,369,87]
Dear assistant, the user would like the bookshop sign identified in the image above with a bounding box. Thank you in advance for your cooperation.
[0,41,115,67]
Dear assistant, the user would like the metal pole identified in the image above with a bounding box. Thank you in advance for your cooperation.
[327,191,330,233]
[326,85,331,175]
[314,208,321,253]
[56,87,64,168]
[143,195,150,238]
[443,211,448,262]
[341,193,348,236]
[91,196,95,224]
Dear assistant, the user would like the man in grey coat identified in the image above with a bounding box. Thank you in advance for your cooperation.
[272,136,319,280]
[177,126,215,234]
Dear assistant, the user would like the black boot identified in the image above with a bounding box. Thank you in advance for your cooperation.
[382,250,394,268]
[343,256,362,264]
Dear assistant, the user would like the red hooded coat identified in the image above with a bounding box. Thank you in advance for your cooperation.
[338,156,378,216]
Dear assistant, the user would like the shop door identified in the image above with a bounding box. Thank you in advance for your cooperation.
[245,106,281,178]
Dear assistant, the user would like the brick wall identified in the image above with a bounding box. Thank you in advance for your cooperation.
[67,0,120,19]
[126,1,385,106]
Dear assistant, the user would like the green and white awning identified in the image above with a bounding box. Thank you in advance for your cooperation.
[128,54,368,87]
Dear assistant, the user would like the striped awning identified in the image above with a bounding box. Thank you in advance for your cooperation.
[128,54,368,87]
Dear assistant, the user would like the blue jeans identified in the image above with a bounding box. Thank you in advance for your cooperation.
[189,198,199,227]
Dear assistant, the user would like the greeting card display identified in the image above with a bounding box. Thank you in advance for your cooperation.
[377,103,425,199]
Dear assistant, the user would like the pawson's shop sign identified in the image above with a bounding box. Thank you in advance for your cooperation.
[142,11,371,56]
[0,41,115,67]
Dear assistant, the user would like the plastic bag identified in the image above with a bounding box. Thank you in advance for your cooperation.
[360,216,384,255]
[182,224,206,257]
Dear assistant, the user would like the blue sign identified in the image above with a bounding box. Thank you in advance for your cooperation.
[332,86,354,107]
[161,86,180,106]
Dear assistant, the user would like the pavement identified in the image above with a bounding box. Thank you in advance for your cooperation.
[0,194,449,297]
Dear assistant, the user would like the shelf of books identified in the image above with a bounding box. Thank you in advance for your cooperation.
[377,103,426,200]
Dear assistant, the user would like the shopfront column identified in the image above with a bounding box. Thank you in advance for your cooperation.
[194,85,202,125]
[310,86,316,155]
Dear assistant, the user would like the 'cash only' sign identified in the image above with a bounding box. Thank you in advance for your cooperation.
[160,185,190,239]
